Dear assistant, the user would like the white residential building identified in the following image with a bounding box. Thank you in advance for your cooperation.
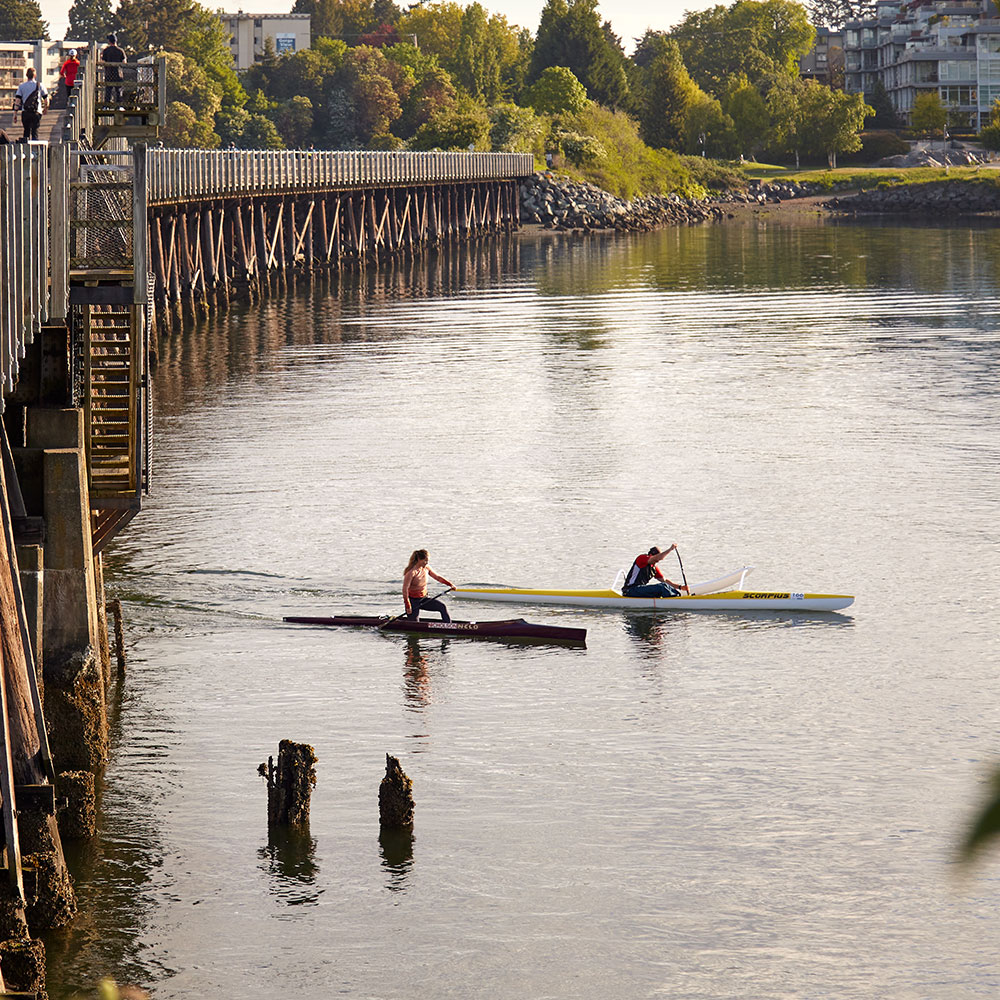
[1,39,88,109]
[220,12,312,71]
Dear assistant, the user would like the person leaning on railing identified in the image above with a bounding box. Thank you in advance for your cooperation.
[102,33,126,107]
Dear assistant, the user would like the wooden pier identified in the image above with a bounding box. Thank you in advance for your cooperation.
[0,45,532,992]
[146,149,530,320]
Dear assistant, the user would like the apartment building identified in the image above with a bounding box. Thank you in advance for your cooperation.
[800,28,844,86]
[220,12,312,71]
[843,0,1000,127]
[1,40,88,109]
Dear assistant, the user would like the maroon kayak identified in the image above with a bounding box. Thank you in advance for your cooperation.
[283,614,586,645]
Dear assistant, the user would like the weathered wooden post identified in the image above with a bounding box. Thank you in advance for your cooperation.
[258,740,316,827]
[378,754,414,829]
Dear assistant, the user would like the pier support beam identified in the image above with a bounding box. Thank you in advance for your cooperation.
[18,409,108,773]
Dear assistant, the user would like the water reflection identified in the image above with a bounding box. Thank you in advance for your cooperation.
[402,634,432,709]
[378,826,414,893]
[621,613,667,646]
[257,827,322,907]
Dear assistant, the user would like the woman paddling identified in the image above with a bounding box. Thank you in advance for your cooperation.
[402,549,454,621]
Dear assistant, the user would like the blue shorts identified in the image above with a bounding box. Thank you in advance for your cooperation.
[622,582,680,598]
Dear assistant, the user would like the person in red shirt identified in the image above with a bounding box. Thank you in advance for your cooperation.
[622,545,688,598]
[59,50,80,101]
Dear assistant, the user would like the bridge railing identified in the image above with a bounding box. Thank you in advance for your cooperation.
[0,144,48,401]
[63,48,96,144]
[147,149,534,205]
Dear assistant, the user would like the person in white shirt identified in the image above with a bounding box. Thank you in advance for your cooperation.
[14,68,47,142]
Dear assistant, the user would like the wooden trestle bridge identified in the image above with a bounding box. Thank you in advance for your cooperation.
[0,44,531,996]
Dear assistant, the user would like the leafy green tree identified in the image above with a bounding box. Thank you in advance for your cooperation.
[240,113,285,148]
[112,0,246,146]
[683,90,736,157]
[530,0,628,109]
[293,0,400,44]
[727,81,769,157]
[67,0,112,40]
[978,97,1000,150]
[384,42,457,137]
[524,65,588,115]
[488,101,542,151]
[762,72,804,164]
[327,44,408,146]
[672,0,814,98]
[0,0,47,39]
[806,0,873,30]
[274,95,315,147]
[629,32,702,150]
[395,1,464,64]
[910,90,947,138]
[411,94,491,149]
[243,37,348,146]
[797,79,872,166]
[866,78,900,130]
[162,50,223,146]
[454,3,497,101]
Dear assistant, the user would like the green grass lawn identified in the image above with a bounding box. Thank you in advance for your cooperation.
[740,164,1000,189]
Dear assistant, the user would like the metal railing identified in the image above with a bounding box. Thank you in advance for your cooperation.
[0,144,48,403]
[146,149,534,205]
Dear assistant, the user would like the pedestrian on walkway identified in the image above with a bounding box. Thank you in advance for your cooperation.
[13,68,47,142]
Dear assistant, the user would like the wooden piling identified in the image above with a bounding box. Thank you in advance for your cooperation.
[259,740,317,827]
[378,754,414,829]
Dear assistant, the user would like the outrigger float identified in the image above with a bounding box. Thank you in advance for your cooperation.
[453,567,854,613]
[283,614,587,645]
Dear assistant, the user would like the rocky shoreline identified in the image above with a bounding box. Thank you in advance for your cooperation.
[519,170,1000,231]
[518,172,854,232]
[518,172,723,230]
[826,178,1000,215]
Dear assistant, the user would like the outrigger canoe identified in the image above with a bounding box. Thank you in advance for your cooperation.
[453,567,854,613]
[283,615,587,645]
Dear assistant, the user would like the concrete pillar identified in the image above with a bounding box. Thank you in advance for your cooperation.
[25,408,108,771]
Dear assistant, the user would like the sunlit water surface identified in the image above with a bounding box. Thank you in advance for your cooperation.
[46,218,1000,999]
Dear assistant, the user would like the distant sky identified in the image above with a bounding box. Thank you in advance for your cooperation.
[41,0,719,53]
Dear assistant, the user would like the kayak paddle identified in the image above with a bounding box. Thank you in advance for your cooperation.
[675,548,690,594]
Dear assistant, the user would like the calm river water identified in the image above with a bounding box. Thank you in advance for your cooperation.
[46,215,1000,999]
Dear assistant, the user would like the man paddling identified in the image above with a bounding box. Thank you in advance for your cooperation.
[622,545,689,598]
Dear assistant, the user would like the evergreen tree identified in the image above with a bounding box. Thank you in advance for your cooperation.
[865,79,900,129]
[67,0,112,40]
[0,0,47,39]
[629,31,701,150]
[530,0,627,109]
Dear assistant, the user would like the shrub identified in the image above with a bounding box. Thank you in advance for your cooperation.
[553,103,699,198]
[678,155,746,193]
[842,130,910,163]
